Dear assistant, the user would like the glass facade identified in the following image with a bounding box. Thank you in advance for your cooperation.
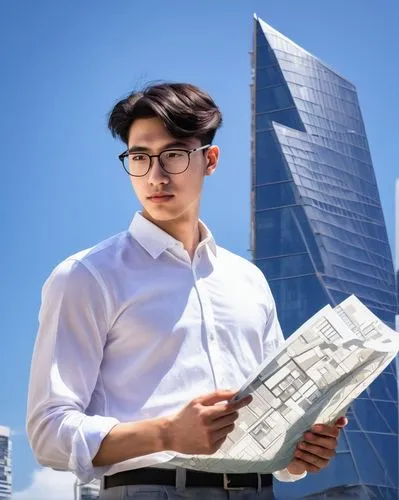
[251,16,399,500]
[74,479,100,500]
[396,178,399,332]
[0,426,11,500]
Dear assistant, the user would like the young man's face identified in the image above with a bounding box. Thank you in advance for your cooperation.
[127,117,218,224]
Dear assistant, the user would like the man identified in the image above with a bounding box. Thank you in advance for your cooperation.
[27,83,347,499]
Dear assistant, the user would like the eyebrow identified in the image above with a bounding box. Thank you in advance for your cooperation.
[128,140,192,153]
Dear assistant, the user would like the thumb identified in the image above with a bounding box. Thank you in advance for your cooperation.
[198,389,238,406]
[335,416,348,428]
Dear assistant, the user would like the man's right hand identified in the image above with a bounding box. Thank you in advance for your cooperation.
[165,390,252,455]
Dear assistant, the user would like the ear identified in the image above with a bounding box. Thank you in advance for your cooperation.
[204,145,219,177]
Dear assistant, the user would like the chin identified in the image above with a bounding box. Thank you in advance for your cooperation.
[142,205,182,223]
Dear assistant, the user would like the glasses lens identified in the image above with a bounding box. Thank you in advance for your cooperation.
[160,150,189,173]
[125,153,151,176]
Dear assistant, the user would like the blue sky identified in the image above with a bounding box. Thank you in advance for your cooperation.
[1,0,398,496]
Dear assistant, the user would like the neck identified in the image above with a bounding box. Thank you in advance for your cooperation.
[142,211,201,261]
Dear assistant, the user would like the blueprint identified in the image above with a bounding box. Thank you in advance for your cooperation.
[179,296,399,473]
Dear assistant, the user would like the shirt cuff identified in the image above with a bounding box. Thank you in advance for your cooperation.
[68,415,120,483]
[272,468,307,482]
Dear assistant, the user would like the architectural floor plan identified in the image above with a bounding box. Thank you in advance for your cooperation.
[180,296,399,473]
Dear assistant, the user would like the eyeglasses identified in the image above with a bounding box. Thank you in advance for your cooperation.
[118,144,210,177]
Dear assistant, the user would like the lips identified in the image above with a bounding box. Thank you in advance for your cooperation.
[147,194,174,203]
[147,194,174,199]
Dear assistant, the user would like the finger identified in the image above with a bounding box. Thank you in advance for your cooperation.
[290,458,320,474]
[298,442,336,460]
[211,412,239,431]
[197,390,238,406]
[227,395,252,411]
[207,395,252,421]
[211,423,235,443]
[303,432,337,450]
[295,448,329,469]
[335,416,348,428]
[311,424,340,439]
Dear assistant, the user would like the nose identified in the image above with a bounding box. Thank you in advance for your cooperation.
[147,156,169,186]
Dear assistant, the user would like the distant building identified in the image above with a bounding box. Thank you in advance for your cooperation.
[251,14,398,500]
[74,479,100,500]
[0,426,12,500]
[396,178,399,331]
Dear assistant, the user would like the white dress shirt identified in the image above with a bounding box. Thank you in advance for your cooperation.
[27,212,305,484]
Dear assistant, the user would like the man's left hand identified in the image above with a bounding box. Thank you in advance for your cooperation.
[287,416,348,475]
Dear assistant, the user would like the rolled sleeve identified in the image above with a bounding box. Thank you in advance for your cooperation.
[273,468,307,482]
[26,258,118,482]
[68,414,119,482]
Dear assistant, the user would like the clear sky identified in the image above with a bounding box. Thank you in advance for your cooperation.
[1,0,398,497]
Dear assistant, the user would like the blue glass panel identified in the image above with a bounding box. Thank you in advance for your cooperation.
[256,182,296,210]
[329,289,350,304]
[368,373,397,401]
[256,253,313,280]
[255,207,306,258]
[357,389,368,399]
[345,409,360,431]
[292,206,325,272]
[269,108,305,131]
[255,131,289,184]
[257,65,284,87]
[256,85,293,112]
[373,487,398,500]
[256,108,304,131]
[256,44,277,68]
[256,113,272,130]
[384,362,395,375]
[336,430,350,452]
[276,454,359,499]
[382,373,398,400]
[256,21,266,44]
[270,274,329,335]
[352,399,392,433]
[374,401,399,434]
[366,486,384,500]
[367,433,398,487]
[325,453,360,489]
[345,432,387,486]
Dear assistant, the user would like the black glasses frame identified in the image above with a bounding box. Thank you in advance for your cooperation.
[118,144,211,177]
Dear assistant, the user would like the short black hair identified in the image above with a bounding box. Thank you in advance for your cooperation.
[108,82,223,146]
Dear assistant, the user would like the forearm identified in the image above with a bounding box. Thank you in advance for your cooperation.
[92,417,170,467]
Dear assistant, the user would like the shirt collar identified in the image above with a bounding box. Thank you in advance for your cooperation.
[128,212,217,259]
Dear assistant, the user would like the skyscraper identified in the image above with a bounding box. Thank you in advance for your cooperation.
[251,15,398,500]
[396,178,399,332]
[0,426,12,500]
[74,479,100,500]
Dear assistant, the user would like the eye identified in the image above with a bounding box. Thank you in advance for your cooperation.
[131,154,147,162]
[164,151,185,159]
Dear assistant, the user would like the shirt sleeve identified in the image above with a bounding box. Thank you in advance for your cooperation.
[259,271,285,358]
[273,468,307,482]
[260,271,307,483]
[26,258,120,483]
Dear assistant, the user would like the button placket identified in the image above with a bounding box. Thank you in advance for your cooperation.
[194,278,226,388]
[191,269,217,388]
